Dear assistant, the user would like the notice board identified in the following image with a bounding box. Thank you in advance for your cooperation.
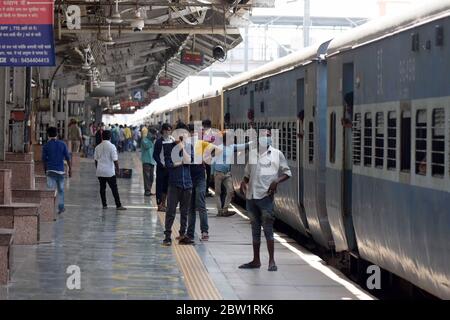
[0,0,55,66]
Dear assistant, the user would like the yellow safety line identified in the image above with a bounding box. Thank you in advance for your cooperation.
[157,212,222,300]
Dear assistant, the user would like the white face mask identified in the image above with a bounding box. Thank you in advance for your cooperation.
[259,136,272,147]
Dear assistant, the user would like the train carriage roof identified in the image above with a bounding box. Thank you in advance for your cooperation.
[222,42,327,91]
[327,0,450,56]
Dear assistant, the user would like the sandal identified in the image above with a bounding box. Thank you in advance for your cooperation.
[238,262,261,269]
[268,265,278,272]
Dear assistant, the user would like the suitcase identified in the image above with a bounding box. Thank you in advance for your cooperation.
[117,168,132,179]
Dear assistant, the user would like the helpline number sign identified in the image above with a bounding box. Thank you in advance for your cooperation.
[0,0,56,66]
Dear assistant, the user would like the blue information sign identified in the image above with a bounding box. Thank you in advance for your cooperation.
[0,0,56,66]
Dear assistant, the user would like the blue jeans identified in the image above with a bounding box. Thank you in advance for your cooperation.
[47,172,65,212]
[187,178,208,239]
[246,196,275,242]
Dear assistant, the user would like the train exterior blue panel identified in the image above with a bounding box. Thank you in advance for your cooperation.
[353,17,450,105]
[327,15,450,298]
[325,168,350,251]
[225,57,333,244]
[353,174,450,299]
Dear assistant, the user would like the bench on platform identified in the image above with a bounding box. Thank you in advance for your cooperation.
[0,228,14,285]
[12,189,57,222]
[0,203,40,245]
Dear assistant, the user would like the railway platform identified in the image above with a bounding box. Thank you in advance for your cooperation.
[0,153,373,300]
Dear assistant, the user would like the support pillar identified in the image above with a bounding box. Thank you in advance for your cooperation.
[0,69,7,161]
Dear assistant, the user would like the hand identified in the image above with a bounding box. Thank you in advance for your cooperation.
[240,181,248,195]
[268,181,278,196]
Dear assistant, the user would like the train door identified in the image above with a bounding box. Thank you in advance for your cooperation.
[296,78,309,230]
[342,62,357,251]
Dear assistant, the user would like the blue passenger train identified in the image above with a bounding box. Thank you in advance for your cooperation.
[133,0,450,299]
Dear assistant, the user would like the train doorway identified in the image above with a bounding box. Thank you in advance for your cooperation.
[342,62,357,251]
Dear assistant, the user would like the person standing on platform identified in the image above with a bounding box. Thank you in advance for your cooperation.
[153,123,174,212]
[162,122,193,246]
[42,127,72,215]
[123,125,132,152]
[94,130,127,211]
[202,119,214,198]
[111,124,120,150]
[239,128,291,272]
[185,124,213,242]
[141,127,156,197]
[95,123,105,147]
[212,130,253,217]
[68,119,83,153]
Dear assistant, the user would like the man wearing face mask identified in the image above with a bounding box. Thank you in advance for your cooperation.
[153,123,174,212]
[239,128,291,272]
[162,122,193,246]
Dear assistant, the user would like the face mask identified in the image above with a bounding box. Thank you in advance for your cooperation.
[259,136,272,147]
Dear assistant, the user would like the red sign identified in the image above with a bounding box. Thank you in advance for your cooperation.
[181,50,203,66]
[148,91,159,99]
[158,77,173,87]
[10,110,25,121]
[0,0,53,25]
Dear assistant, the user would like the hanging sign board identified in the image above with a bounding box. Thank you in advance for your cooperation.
[0,0,55,66]
[181,50,203,66]
[158,77,173,87]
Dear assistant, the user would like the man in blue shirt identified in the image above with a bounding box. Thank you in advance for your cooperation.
[163,122,193,246]
[42,127,72,214]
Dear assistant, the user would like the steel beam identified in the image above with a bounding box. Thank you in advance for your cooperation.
[61,27,241,35]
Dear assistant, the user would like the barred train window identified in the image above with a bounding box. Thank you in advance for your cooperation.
[364,113,373,167]
[415,110,427,175]
[329,112,336,164]
[292,121,297,161]
[387,111,397,170]
[287,122,292,160]
[375,112,384,168]
[353,113,362,165]
[308,121,314,163]
[282,122,287,156]
[400,110,412,172]
[431,108,445,177]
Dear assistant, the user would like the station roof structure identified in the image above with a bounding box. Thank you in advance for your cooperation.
[54,0,274,106]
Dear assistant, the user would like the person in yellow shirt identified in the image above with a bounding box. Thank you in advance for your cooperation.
[123,125,132,152]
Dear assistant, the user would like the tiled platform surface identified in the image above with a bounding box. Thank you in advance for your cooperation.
[0,152,372,300]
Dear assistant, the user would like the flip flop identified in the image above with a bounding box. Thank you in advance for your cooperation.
[238,263,261,269]
[268,265,278,272]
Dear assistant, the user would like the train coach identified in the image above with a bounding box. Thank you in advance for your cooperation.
[134,0,450,299]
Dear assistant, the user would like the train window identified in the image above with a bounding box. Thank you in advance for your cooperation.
[330,112,336,164]
[282,122,287,156]
[415,109,427,175]
[353,113,362,165]
[260,101,265,113]
[375,112,384,168]
[308,122,314,163]
[292,121,297,161]
[287,122,292,160]
[265,80,270,90]
[254,83,258,92]
[387,111,397,170]
[431,108,445,177]
[259,82,264,91]
[364,113,373,167]
[401,111,412,172]
[244,87,247,95]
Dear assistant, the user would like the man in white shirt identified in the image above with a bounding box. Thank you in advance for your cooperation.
[94,130,127,211]
[239,128,291,272]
